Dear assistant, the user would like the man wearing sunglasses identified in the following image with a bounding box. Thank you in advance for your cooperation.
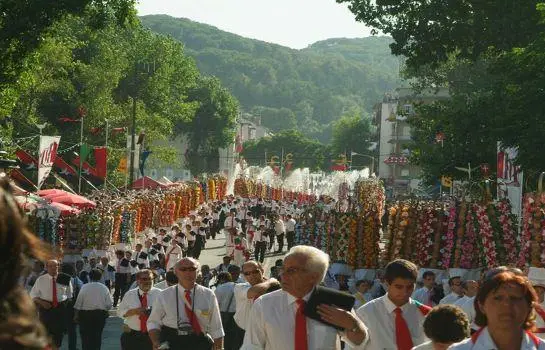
[234,261,280,347]
[147,258,224,350]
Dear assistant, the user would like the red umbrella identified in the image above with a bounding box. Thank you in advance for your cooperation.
[50,202,81,216]
[50,194,96,208]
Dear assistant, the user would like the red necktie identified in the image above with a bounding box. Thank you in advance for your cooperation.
[51,277,58,308]
[185,289,202,334]
[295,299,308,350]
[139,292,148,332]
[394,307,413,350]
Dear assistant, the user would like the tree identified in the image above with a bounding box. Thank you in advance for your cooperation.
[179,76,239,175]
[331,112,375,168]
[337,0,543,70]
[242,130,329,171]
[250,106,296,132]
[0,0,136,86]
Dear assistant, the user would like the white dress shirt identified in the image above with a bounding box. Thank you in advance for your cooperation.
[135,250,150,268]
[74,282,113,311]
[453,295,471,307]
[460,296,478,331]
[99,263,115,283]
[30,273,73,303]
[285,218,296,232]
[412,287,435,306]
[253,230,267,243]
[234,282,253,330]
[274,220,285,235]
[147,284,225,339]
[116,258,131,274]
[242,289,367,350]
[352,295,428,350]
[449,327,545,349]
[118,287,161,331]
[215,282,236,313]
[439,292,463,305]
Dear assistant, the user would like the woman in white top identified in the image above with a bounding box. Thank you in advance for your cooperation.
[449,268,545,350]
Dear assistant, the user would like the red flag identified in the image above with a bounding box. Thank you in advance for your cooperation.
[10,169,36,188]
[71,156,100,178]
[93,147,107,179]
[54,156,78,177]
[15,150,38,170]
[331,164,347,171]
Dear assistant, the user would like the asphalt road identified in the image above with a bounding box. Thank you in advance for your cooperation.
[60,231,285,350]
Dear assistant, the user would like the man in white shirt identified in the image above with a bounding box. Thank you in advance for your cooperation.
[135,243,150,269]
[119,269,162,350]
[274,217,285,253]
[147,257,224,350]
[99,256,115,289]
[242,245,367,350]
[284,214,297,251]
[412,271,436,307]
[164,238,182,271]
[30,259,73,348]
[114,249,132,308]
[353,259,430,350]
[74,268,113,350]
[234,260,280,348]
[453,280,478,307]
[439,276,464,305]
[224,211,237,255]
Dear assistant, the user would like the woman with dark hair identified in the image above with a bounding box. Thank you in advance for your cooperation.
[0,178,52,349]
[450,270,545,349]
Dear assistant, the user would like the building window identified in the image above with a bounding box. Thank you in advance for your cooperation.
[403,104,413,114]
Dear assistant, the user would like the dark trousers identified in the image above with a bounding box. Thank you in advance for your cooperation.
[114,273,130,306]
[276,233,285,252]
[66,304,78,350]
[286,231,295,250]
[254,241,267,263]
[79,309,108,350]
[268,233,276,250]
[193,236,205,259]
[39,303,68,348]
[221,311,237,350]
[121,330,153,350]
[233,326,245,350]
[161,327,213,350]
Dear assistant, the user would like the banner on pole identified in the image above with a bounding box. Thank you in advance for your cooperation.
[497,142,523,218]
[37,136,61,189]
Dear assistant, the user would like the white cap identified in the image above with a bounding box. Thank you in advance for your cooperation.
[528,267,545,288]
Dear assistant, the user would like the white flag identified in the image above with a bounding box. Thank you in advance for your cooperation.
[38,136,61,189]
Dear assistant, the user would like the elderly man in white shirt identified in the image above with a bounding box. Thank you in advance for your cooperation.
[412,271,437,307]
[242,245,367,350]
[147,257,224,350]
[74,268,113,350]
[352,259,430,350]
[119,269,161,350]
[30,259,73,348]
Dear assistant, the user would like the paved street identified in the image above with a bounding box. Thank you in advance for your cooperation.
[60,231,285,350]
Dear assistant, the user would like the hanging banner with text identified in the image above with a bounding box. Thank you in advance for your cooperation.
[38,136,61,189]
[497,142,523,218]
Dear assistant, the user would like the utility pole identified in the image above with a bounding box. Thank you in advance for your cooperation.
[128,96,137,189]
[78,114,84,194]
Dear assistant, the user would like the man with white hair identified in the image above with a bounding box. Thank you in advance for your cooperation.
[147,257,224,350]
[242,245,368,350]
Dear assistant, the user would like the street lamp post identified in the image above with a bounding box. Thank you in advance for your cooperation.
[350,151,376,175]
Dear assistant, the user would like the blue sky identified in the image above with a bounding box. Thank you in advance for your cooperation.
[136,0,372,49]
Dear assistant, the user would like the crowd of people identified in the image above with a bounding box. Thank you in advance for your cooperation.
[2,177,545,350]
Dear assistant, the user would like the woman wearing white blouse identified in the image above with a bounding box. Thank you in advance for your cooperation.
[449,268,545,350]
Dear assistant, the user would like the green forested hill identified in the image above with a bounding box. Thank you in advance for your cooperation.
[140,14,399,141]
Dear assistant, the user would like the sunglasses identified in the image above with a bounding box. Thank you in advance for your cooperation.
[178,267,197,272]
[243,270,261,276]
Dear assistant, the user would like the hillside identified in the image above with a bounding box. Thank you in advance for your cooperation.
[140,14,400,142]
